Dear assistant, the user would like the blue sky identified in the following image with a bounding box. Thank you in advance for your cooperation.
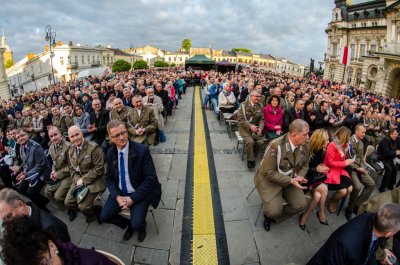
[1,0,339,65]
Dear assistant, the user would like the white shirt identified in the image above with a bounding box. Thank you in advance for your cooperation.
[137,108,141,117]
[288,138,297,153]
[118,142,135,193]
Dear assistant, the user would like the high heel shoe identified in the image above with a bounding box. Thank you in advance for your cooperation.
[316,211,329,226]
[299,213,306,231]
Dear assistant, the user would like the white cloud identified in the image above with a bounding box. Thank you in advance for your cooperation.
[0,0,334,65]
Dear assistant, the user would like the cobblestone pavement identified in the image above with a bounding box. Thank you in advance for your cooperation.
[48,87,382,265]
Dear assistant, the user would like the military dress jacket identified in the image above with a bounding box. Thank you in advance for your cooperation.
[127,106,158,145]
[254,134,309,204]
[237,100,264,133]
[349,135,365,169]
[49,139,71,180]
[68,140,105,193]
[109,106,131,125]
[52,115,67,135]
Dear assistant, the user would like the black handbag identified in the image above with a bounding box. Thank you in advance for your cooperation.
[307,172,327,185]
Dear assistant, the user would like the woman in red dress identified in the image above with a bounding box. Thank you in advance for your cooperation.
[324,126,354,213]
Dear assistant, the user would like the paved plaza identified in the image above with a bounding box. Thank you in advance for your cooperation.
[48,87,381,265]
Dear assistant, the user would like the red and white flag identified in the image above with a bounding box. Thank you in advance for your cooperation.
[340,46,351,66]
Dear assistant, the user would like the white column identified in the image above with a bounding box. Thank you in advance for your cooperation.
[0,48,10,100]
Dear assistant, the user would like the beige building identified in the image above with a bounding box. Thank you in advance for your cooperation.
[324,0,400,97]
[1,32,13,67]
[0,47,10,99]
[124,45,165,66]
[165,51,190,66]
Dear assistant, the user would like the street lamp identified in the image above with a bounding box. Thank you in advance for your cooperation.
[45,25,56,85]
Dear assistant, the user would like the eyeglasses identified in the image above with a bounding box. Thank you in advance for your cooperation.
[40,248,53,265]
[110,131,128,139]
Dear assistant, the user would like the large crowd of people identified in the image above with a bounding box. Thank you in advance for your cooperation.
[0,67,399,264]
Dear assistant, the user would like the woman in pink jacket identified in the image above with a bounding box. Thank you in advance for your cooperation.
[324,126,354,213]
[263,95,283,139]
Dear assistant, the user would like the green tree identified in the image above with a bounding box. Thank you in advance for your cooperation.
[153,61,169,67]
[170,63,176,67]
[181,38,192,51]
[231,48,253,53]
[112,59,131,72]
[132,60,149,70]
[4,59,13,69]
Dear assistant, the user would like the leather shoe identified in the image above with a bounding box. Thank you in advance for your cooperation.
[68,210,77,222]
[299,213,306,231]
[247,161,255,169]
[345,208,353,221]
[93,205,103,225]
[123,226,134,241]
[316,211,328,225]
[138,229,146,242]
[263,215,274,231]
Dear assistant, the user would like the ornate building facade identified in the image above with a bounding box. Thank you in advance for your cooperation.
[324,0,400,97]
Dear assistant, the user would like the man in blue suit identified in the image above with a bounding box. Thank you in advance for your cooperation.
[307,203,400,265]
[99,120,161,242]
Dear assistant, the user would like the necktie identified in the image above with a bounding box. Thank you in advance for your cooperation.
[364,239,378,265]
[21,146,27,161]
[77,148,80,157]
[119,152,127,196]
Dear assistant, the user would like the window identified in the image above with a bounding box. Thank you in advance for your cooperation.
[335,13,339,21]
[352,24,356,28]
[370,44,377,52]
[168,57,171,62]
[87,55,90,63]
[39,62,42,73]
[75,56,78,63]
[60,57,64,65]
[350,44,356,59]
[82,56,85,64]
[103,56,105,63]
[180,57,183,61]
[92,56,95,63]
[362,22,367,27]
[360,44,366,57]
[67,56,71,64]
[332,43,338,57]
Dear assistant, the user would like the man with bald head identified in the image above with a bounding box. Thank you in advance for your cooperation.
[109,98,132,127]
[89,99,110,149]
[64,126,105,223]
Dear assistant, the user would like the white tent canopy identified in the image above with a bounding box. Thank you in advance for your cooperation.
[76,67,111,80]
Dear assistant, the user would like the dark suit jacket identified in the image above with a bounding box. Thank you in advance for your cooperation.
[307,213,385,265]
[105,141,161,208]
[283,107,305,132]
[28,201,71,242]
[122,97,132,107]
[89,108,110,145]
[21,140,51,183]
[377,136,398,162]
[313,109,331,130]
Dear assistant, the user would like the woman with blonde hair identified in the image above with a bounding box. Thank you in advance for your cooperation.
[299,129,330,230]
[324,126,354,213]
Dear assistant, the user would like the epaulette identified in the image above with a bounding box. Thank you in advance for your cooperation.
[87,141,98,147]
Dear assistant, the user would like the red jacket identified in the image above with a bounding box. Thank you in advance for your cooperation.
[263,104,283,132]
[323,141,350,184]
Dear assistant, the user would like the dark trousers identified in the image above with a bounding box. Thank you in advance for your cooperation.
[0,165,13,188]
[381,161,398,191]
[17,179,48,210]
[100,195,149,231]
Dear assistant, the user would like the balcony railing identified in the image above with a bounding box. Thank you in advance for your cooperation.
[66,62,78,69]
[91,61,101,66]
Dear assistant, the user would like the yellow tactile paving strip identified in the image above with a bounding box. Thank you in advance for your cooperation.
[192,86,218,264]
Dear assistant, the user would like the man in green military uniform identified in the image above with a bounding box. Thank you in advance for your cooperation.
[44,127,74,218]
[64,125,105,223]
[127,95,158,146]
[110,98,132,126]
[238,90,265,168]
[51,106,67,135]
[254,119,309,231]
[346,124,375,220]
